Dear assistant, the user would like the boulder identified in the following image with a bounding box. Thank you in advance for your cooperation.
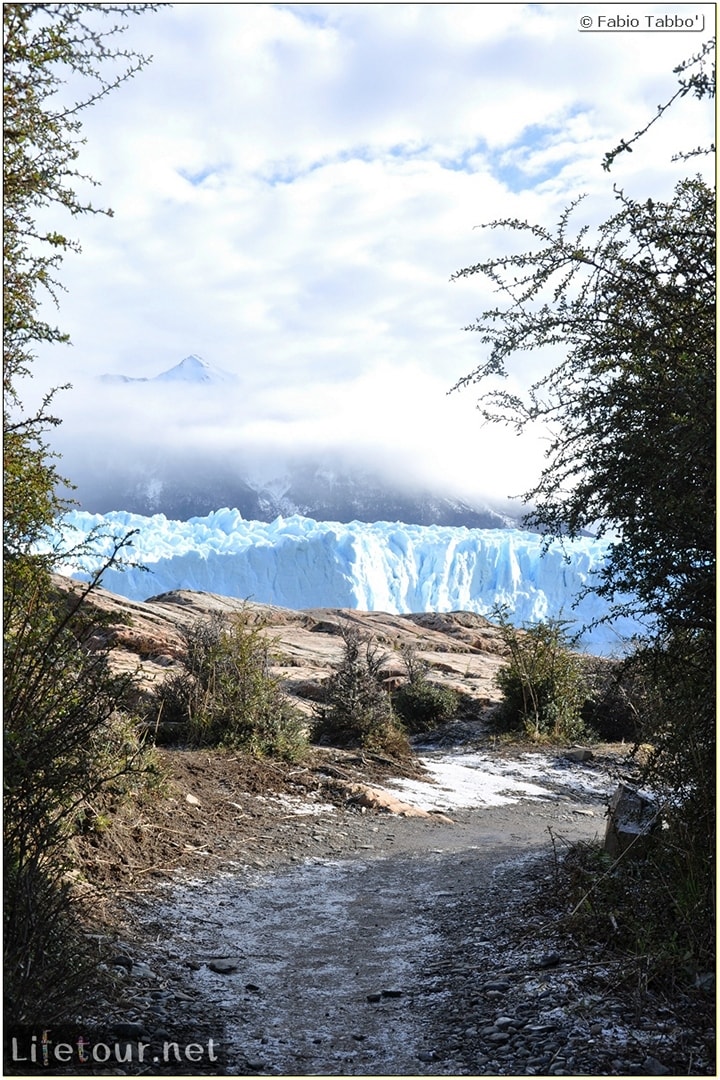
[336,781,454,823]
[604,782,659,858]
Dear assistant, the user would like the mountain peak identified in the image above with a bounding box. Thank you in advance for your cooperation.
[155,354,237,384]
[99,354,237,386]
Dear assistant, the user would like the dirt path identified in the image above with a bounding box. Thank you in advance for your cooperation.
[70,743,713,1076]
[118,789,608,1076]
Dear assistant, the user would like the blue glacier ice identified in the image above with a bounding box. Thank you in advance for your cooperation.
[56,508,645,655]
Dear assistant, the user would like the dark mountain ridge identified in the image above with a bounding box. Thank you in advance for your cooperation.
[79,355,528,527]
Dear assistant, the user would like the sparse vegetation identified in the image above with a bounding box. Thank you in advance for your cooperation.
[555,834,715,996]
[492,611,588,741]
[4,569,155,1022]
[312,624,410,758]
[151,613,308,760]
[391,645,459,734]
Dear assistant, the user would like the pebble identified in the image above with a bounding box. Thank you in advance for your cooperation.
[208,959,239,974]
[537,950,561,969]
[643,1056,671,1075]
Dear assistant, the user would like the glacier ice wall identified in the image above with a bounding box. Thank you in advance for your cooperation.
[57,508,643,655]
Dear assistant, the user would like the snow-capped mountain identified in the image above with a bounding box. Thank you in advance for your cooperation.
[99,354,237,385]
[57,509,643,655]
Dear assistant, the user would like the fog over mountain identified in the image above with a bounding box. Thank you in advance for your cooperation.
[51,355,534,527]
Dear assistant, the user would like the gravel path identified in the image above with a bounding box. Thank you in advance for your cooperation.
[73,750,713,1077]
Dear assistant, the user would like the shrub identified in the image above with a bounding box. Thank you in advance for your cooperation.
[312,625,410,757]
[579,653,648,742]
[392,646,458,734]
[4,567,151,1022]
[393,680,458,734]
[152,612,307,760]
[629,629,715,962]
[493,611,588,741]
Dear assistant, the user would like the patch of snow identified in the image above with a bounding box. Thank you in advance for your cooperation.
[259,794,338,816]
[382,751,614,812]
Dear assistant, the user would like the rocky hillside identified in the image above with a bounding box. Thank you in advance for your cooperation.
[54,575,509,717]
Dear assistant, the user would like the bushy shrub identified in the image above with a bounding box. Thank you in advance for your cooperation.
[630,629,714,959]
[392,646,458,734]
[152,612,307,760]
[493,612,588,741]
[312,625,410,757]
[579,654,648,741]
[393,680,458,733]
[4,568,151,1022]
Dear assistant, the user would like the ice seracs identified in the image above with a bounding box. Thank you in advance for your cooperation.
[55,509,645,655]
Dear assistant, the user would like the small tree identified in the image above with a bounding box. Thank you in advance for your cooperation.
[452,45,714,977]
[3,3,158,1022]
[4,4,158,556]
[451,177,714,638]
[493,611,588,741]
[313,625,410,757]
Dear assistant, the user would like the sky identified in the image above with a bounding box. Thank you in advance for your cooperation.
[33,2,715,511]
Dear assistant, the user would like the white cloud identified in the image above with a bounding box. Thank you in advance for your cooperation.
[33,2,715,511]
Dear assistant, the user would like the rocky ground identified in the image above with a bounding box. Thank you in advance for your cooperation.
[53,575,509,718]
[33,733,710,1079]
[14,581,713,1077]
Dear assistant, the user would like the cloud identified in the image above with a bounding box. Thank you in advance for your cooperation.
[32,3,715,514]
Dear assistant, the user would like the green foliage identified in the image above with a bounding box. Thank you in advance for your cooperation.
[393,680,458,734]
[630,630,714,885]
[153,613,307,760]
[493,611,588,741]
[553,632,715,991]
[559,833,714,994]
[4,564,151,1022]
[312,625,410,758]
[452,177,714,640]
[392,646,458,734]
[3,2,158,1023]
[3,4,156,369]
[4,4,157,556]
[452,51,714,981]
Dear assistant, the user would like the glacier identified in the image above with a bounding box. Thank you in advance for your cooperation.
[55,508,645,655]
